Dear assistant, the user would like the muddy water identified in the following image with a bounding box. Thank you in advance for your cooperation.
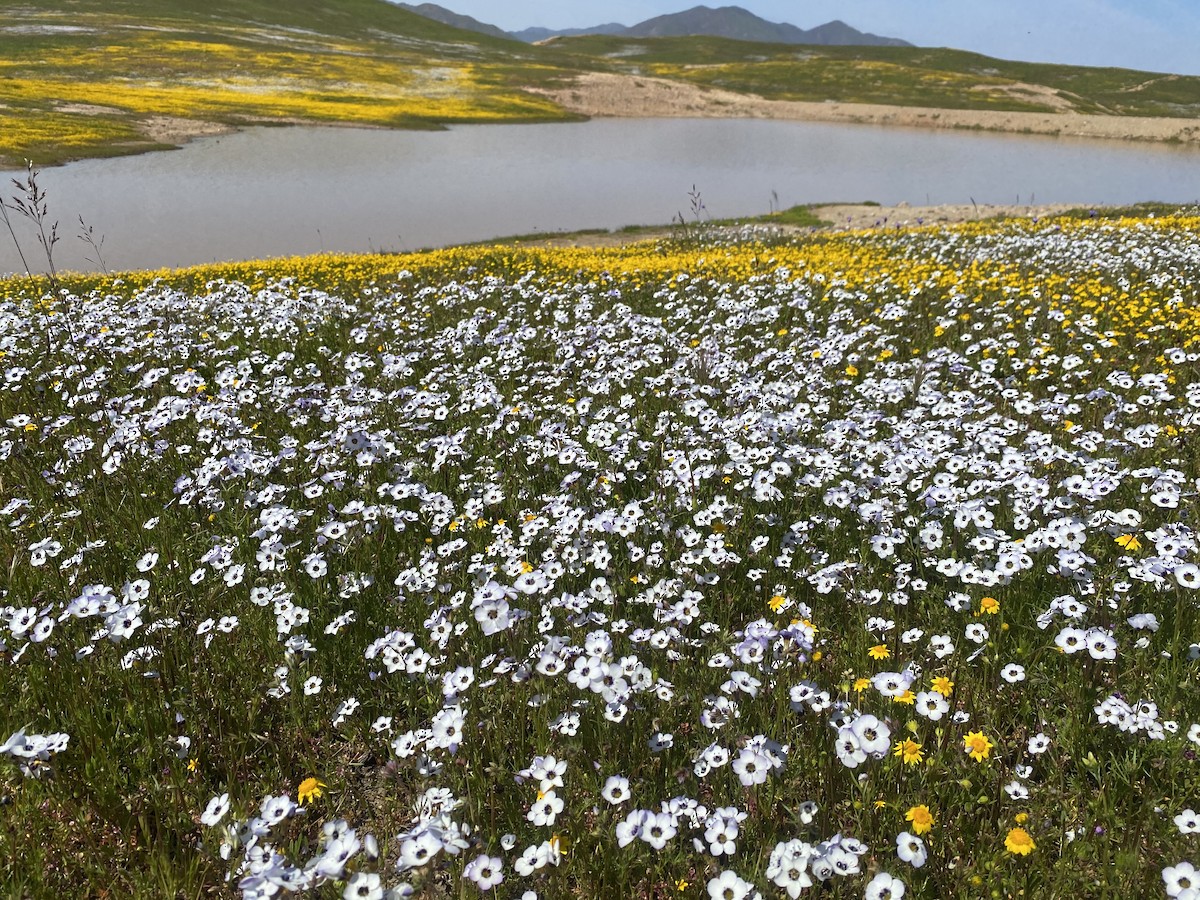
[2,117,1197,272]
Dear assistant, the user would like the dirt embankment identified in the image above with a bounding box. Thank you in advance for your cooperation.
[812,201,1079,229]
[528,72,1200,144]
[138,116,236,144]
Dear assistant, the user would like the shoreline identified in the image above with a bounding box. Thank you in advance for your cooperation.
[444,202,1168,251]
[2,201,1185,279]
[526,72,1200,146]
[16,71,1200,171]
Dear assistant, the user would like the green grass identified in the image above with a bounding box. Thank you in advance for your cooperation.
[740,204,829,227]
[461,227,611,247]
[1053,201,1199,220]
[426,206,829,250]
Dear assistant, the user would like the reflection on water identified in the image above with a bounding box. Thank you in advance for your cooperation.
[2,118,1198,272]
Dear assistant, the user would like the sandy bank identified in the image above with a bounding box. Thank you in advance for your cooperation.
[812,201,1080,229]
[138,116,236,145]
[528,72,1200,145]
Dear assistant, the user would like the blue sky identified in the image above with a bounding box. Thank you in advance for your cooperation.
[438,1,1200,75]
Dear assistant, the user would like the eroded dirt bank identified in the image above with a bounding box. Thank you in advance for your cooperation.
[528,72,1200,144]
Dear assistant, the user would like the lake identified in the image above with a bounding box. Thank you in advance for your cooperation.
[2,117,1199,273]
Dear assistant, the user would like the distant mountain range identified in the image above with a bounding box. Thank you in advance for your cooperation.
[398,3,913,47]
[512,23,629,43]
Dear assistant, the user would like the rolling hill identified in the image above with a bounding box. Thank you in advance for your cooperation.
[0,0,571,165]
[2,0,1199,168]
[544,34,1200,119]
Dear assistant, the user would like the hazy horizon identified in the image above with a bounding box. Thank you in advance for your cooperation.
[429,1,1200,77]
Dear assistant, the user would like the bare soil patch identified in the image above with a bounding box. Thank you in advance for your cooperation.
[528,72,1200,144]
[56,102,126,117]
[812,201,1079,230]
[50,100,237,147]
[138,116,236,145]
[968,82,1080,113]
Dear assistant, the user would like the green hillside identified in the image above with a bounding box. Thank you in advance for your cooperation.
[548,35,1200,116]
[85,0,514,41]
[3,0,1200,167]
[0,0,571,165]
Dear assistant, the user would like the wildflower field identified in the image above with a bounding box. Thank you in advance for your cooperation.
[2,215,1200,899]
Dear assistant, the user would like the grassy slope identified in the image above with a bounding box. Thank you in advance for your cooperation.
[547,35,1200,116]
[0,0,576,165]
[2,1,1200,167]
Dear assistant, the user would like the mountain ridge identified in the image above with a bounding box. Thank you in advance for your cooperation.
[393,2,912,47]
[621,6,911,46]
[394,2,512,40]
[512,23,629,43]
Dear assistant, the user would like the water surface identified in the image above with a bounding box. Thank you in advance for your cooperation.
[2,118,1198,272]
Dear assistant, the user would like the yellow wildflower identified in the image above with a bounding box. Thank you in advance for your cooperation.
[893,739,924,766]
[978,596,1000,615]
[931,676,954,697]
[298,777,326,804]
[868,644,890,660]
[963,731,993,762]
[1005,826,1036,855]
[906,804,934,835]
[1115,533,1142,552]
